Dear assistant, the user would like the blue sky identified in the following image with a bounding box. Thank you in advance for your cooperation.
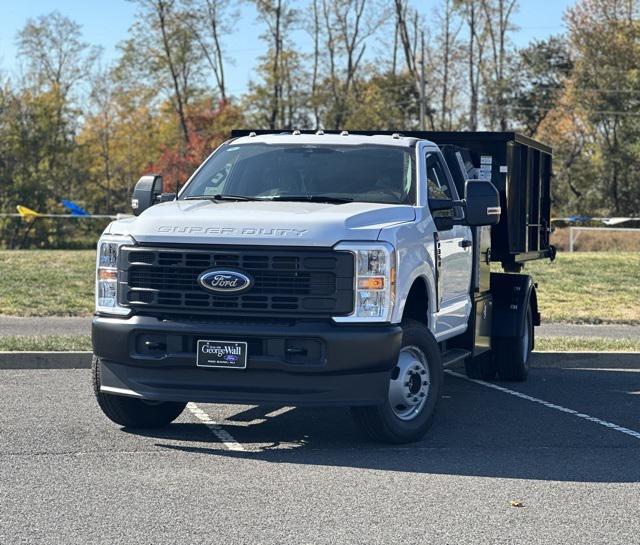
[0,0,574,96]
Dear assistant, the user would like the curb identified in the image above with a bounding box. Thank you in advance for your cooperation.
[1,351,639,370]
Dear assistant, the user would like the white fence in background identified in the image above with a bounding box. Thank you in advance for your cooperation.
[568,226,640,252]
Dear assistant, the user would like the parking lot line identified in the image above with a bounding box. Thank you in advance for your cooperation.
[264,406,296,418]
[186,402,245,451]
[445,370,640,441]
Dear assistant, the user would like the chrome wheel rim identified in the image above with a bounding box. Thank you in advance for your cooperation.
[388,345,431,421]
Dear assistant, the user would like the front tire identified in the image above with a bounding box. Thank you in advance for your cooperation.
[351,320,442,444]
[92,356,186,428]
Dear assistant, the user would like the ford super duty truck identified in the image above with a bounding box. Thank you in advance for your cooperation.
[92,130,555,443]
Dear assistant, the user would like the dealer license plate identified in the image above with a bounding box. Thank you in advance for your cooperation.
[196,340,248,369]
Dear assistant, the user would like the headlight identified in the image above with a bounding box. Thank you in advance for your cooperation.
[95,234,134,315]
[334,242,396,323]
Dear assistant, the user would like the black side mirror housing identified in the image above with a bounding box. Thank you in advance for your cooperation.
[132,175,165,216]
[464,179,501,226]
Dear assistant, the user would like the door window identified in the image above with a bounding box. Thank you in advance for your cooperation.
[425,151,465,220]
[425,152,453,201]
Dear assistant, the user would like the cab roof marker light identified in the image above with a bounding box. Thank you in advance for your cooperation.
[340,130,349,136]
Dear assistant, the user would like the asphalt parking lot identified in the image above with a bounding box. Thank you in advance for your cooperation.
[2,355,639,545]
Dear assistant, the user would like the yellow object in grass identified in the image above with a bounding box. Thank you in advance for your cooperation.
[16,205,40,220]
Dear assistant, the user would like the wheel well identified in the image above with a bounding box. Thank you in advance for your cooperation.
[402,278,429,326]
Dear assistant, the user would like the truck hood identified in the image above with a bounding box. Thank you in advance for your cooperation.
[108,200,416,247]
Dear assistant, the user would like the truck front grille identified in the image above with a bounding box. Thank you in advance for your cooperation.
[118,246,354,317]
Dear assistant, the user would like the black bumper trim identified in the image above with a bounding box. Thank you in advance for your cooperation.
[92,315,402,406]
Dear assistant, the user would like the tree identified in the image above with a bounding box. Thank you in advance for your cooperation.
[455,0,487,130]
[393,0,435,129]
[123,0,204,145]
[321,0,387,128]
[14,12,100,202]
[512,36,573,136]
[179,0,239,102]
[564,0,640,214]
[345,70,420,129]
[479,0,519,130]
[536,92,594,214]
[16,11,100,99]
[431,0,464,129]
[83,66,117,213]
[247,0,306,129]
[308,0,322,127]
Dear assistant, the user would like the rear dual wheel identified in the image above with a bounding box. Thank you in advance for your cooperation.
[464,302,534,382]
[494,305,533,382]
[351,320,442,444]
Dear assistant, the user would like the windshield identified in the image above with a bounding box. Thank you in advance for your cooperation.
[181,143,416,205]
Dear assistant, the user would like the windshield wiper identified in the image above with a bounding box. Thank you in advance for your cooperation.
[265,195,354,204]
[184,194,257,202]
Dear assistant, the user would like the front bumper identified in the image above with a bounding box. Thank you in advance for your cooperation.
[92,315,402,406]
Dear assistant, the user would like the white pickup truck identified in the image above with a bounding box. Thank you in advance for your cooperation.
[92,130,554,443]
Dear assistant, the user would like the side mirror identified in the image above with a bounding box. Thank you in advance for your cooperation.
[464,179,501,226]
[131,175,174,216]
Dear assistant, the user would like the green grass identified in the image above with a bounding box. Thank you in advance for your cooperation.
[522,252,640,324]
[535,336,640,352]
[0,250,638,324]
[0,335,92,351]
[0,250,95,316]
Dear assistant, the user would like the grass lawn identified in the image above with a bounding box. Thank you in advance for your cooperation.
[522,252,640,324]
[0,335,92,351]
[0,250,95,316]
[535,336,640,352]
[0,250,638,324]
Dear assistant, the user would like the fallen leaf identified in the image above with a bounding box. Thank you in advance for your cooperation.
[510,500,525,508]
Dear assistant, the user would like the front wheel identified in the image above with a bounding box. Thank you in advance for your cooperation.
[92,356,186,428]
[351,320,442,444]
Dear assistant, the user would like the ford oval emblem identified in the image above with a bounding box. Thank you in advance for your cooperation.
[197,269,253,294]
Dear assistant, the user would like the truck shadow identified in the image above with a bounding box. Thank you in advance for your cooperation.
[131,365,640,483]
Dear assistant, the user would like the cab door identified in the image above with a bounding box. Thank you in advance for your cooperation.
[424,149,473,336]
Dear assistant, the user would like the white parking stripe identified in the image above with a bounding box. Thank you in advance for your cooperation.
[186,402,245,451]
[264,406,296,418]
[444,370,640,441]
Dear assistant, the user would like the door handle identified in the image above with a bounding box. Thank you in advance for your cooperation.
[459,239,473,249]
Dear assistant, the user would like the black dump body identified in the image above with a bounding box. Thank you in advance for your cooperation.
[231,130,554,270]
[422,131,553,269]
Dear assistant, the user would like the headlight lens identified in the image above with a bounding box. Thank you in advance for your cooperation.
[95,234,134,315]
[334,242,396,322]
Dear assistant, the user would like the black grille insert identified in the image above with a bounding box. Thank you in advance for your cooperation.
[120,246,354,317]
